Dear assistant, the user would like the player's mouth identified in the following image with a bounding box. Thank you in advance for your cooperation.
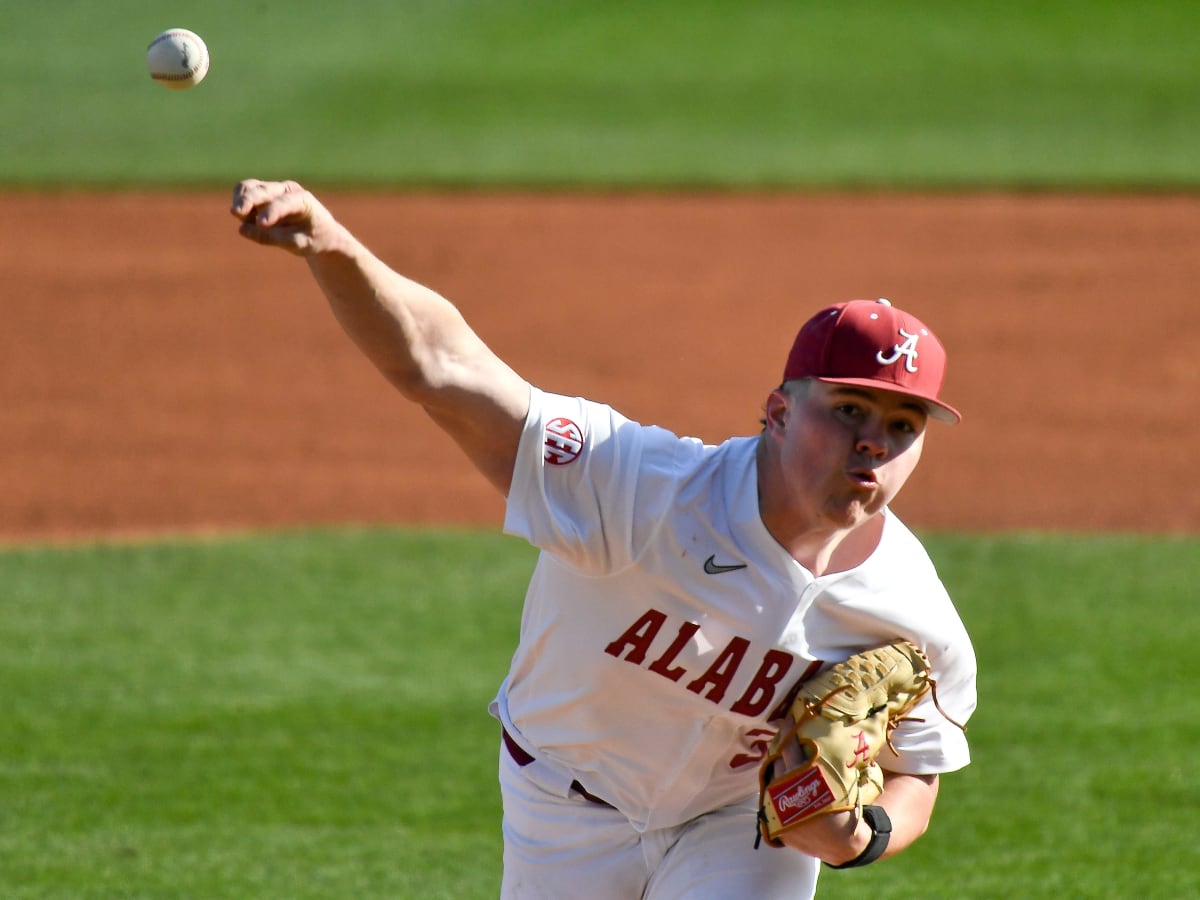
[847,467,878,488]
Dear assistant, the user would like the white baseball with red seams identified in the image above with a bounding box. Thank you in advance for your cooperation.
[146,28,209,90]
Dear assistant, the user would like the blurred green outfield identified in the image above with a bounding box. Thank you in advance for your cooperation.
[2,0,1199,187]
[3,1,1199,898]
[2,531,1198,898]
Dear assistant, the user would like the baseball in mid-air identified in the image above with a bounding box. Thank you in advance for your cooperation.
[146,28,209,90]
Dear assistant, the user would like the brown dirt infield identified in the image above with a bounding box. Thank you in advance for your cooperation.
[2,190,1197,544]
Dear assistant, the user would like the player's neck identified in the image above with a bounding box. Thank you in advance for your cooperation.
[770,515,883,577]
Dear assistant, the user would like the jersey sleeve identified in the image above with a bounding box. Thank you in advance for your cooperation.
[877,628,977,774]
[503,388,696,575]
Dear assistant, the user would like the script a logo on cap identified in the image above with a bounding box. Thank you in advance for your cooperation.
[875,327,921,373]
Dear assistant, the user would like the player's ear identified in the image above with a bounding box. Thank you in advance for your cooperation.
[763,387,789,435]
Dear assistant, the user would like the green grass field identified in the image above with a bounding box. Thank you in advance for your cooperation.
[0,530,529,899]
[2,0,1199,187]
[2,530,1197,898]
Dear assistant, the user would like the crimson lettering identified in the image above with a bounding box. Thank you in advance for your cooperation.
[685,637,749,704]
[728,649,794,717]
[604,608,815,724]
[604,609,667,664]
[648,621,701,681]
[728,727,775,769]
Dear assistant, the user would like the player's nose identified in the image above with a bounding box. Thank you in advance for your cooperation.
[854,428,888,459]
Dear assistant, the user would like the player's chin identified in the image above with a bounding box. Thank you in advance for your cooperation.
[825,492,882,527]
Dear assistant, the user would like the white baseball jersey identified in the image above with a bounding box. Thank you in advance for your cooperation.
[491,388,977,834]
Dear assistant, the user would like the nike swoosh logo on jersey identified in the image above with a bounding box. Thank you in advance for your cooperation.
[703,554,748,575]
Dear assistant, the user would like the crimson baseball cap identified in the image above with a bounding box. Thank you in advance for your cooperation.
[782,298,961,424]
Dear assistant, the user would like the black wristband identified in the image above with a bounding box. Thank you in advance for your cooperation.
[825,805,892,870]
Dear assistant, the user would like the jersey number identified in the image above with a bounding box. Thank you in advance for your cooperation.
[727,728,775,769]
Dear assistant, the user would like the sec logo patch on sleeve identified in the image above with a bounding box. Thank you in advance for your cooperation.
[544,417,584,465]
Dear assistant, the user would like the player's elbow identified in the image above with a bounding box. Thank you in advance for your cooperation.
[384,363,440,405]
[376,341,461,404]
[909,811,932,842]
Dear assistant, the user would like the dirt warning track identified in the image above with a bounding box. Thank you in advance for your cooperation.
[2,191,1196,543]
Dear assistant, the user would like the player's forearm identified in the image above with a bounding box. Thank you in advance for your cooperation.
[232,179,488,403]
[303,229,487,403]
[779,772,938,866]
[777,807,871,863]
[232,178,529,496]
[872,771,939,861]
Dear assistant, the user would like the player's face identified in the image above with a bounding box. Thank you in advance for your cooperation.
[771,380,928,530]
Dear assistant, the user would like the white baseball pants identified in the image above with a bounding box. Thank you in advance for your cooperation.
[498,744,820,899]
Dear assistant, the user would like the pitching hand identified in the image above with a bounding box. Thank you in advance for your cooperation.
[230,179,339,256]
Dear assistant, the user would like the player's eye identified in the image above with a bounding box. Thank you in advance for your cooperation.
[889,415,925,437]
[835,403,863,420]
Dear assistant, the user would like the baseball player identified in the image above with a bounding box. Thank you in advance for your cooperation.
[231,179,977,899]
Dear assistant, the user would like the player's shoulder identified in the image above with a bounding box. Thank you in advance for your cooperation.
[536,388,736,470]
[835,513,965,630]
[874,512,944,579]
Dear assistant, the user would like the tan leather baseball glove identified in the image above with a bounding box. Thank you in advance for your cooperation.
[756,641,948,848]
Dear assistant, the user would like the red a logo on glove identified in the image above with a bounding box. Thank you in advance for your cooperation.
[847,731,871,768]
